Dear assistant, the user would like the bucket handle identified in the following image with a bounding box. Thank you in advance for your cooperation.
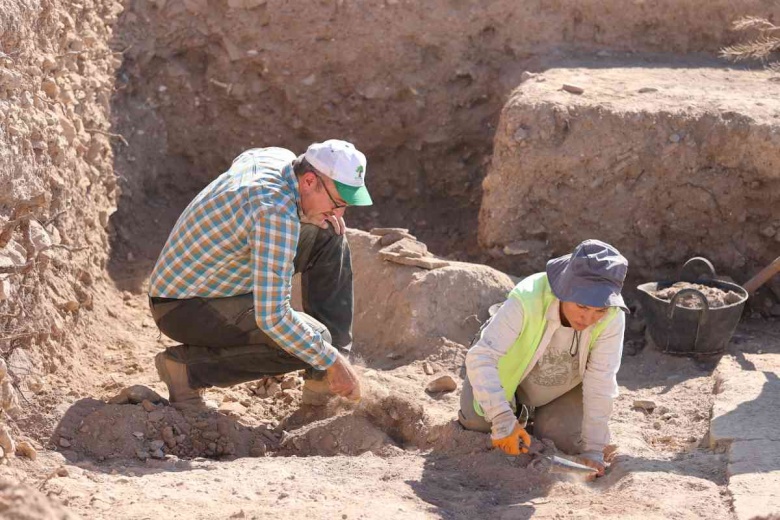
[679,257,716,283]
[666,288,709,353]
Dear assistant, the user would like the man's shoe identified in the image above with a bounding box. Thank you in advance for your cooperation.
[301,377,332,406]
[154,351,208,408]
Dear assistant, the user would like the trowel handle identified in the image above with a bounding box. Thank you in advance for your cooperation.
[743,256,780,295]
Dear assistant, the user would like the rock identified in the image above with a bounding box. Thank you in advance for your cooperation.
[370,228,409,237]
[108,385,165,405]
[132,431,144,439]
[266,381,281,396]
[422,362,434,376]
[219,401,247,416]
[135,449,149,460]
[379,231,417,247]
[381,238,428,257]
[0,426,15,455]
[519,71,537,83]
[562,84,584,95]
[150,440,165,451]
[0,279,12,301]
[162,427,176,448]
[58,437,71,448]
[151,448,165,459]
[63,300,80,312]
[669,133,681,143]
[141,399,157,412]
[280,378,298,390]
[28,220,52,250]
[512,127,529,142]
[759,226,776,238]
[56,467,69,477]
[0,380,16,415]
[426,375,457,393]
[380,252,450,270]
[638,87,658,93]
[503,243,529,256]
[15,441,36,460]
[633,400,656,412]
[26,375,45,394]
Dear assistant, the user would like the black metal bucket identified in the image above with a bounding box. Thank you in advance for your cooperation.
[636,257,748,356]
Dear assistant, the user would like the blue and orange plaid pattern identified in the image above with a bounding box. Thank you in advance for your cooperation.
[149,147,337,369]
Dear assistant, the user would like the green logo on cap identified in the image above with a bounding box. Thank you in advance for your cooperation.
[356,165,364,180]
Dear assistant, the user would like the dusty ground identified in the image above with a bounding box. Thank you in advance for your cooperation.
[2,249,778,518]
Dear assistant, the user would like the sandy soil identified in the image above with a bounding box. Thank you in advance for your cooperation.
[4,275,776,519]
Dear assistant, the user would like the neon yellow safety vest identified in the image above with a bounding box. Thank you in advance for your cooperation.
[473,272,618,416]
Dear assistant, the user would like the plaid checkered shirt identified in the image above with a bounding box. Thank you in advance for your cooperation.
[149,147,337,369]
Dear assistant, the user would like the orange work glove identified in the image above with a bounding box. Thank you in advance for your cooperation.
[491,422,531,456]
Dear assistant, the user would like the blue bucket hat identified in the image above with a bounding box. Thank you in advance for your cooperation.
[546,239,629,313]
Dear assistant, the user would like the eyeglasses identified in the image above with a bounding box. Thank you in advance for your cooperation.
[315,173,348,210]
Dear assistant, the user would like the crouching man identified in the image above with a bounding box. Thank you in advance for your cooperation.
[148,140,372,409]
[458,240,628,476]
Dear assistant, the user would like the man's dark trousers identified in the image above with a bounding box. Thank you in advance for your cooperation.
[149,223,352,389]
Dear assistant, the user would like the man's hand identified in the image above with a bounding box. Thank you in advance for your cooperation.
[491,422,531,456]
[322,213,346,235]
[325,352,361,401]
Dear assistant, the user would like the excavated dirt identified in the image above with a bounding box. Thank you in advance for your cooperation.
[479,60,780,282]
[653,282,745,309]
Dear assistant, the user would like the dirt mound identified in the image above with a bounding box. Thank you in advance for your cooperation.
[653,282,744,309]
[0,478,78,520]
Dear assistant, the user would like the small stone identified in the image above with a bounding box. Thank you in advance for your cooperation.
[0,427,15,454]
[108,385,165,405]
[280,378,298,390]
[379,231,416,247]
[519,71,536,83]
[426,375,457,393]
[638,87,658,93]
[422,362,434,376]
[151,448,165,459]
[16,441,37,460]
[387,352,402,360]
[266,381,281,396]
[133,432,144,439]
[632,400,656,412]
[370,227,409,237]
[669,133,681,143]
[135,449,149,460]
[503,243,530,256]
[562,84,584,95]
[56,467,69,477]
[141,399,157,412]
[58,437,71,448]
[760,226,776,238]
[150,440,165,451]
[512,127,529,142]
[162,427,176,448]
[219,401,247,416]
[63,300,80,312]
[653,421,662,430]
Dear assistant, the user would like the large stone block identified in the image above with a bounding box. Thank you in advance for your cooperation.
[479,61,780,281]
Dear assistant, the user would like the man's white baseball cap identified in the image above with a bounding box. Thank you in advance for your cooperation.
[304,139,373,206]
